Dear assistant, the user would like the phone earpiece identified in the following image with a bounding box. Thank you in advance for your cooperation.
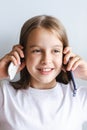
[8,62,19,80]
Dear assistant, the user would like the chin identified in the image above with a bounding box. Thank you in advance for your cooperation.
[38,78,56,84]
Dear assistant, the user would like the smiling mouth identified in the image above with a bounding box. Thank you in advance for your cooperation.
[37,68,54,75]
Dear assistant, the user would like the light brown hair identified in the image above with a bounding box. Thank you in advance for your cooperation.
[11,15,71,89]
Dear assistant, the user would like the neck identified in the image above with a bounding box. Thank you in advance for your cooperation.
[29,79,57,89]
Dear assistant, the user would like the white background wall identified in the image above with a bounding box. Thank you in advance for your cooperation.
[0,0,87,86]
[0,0,87,129]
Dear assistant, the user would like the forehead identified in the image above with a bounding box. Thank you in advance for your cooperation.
[27,27,63,48]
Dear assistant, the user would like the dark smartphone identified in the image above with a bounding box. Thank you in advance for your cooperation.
[63,54,77,96]
[69,71,77,96]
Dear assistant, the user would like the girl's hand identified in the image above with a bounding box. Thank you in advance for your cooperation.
[0,44,25,79]
[63,46,87,80]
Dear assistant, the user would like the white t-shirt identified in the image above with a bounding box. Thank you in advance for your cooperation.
[0,80,87,130]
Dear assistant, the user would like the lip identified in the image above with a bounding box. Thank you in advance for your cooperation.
[37,68,54,75]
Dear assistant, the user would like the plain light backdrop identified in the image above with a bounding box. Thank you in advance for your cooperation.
[0,0,87,86]
[0,0,87,129]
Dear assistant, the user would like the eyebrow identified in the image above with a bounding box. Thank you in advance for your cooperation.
[28,44,63,48]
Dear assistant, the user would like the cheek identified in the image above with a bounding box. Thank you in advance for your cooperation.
[25,54,39,67]
[25,57,34,66]
[25,51,33,63]
[55,56,63,67]
[25,57,35,73]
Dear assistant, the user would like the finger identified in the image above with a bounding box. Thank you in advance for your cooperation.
[63,47,71,64]
[12,45,24,58]
[7,51,20,65]
[10,51,21,65]
[71,58,83,71]
[9,55,19,65]
[63,51,75,65]
[63,46,72,54]
[66,55,81,71]
[12,44,23,50]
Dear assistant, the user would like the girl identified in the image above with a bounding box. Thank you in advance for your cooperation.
[0,15,87,130]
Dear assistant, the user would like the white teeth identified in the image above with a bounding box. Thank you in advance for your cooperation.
[40,68,52,71]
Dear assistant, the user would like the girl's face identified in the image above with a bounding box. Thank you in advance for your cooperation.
[25,27,63,89]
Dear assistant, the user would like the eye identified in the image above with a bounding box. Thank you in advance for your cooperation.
[53,49,60,53]
[32,49,42,53]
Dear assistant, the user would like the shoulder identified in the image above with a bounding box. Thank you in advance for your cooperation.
[0,79,10,91]
[0,79,10,87]
[0,79,17,98]
[0,79,27,110]
[0,79,12,109]
[0,79,13,90]
[0,79,29,99]
[58,82,87,109]
[77,85,87,99]
[58,81,87,97]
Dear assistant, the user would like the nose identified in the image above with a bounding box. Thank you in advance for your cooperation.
[41,52,52,65]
